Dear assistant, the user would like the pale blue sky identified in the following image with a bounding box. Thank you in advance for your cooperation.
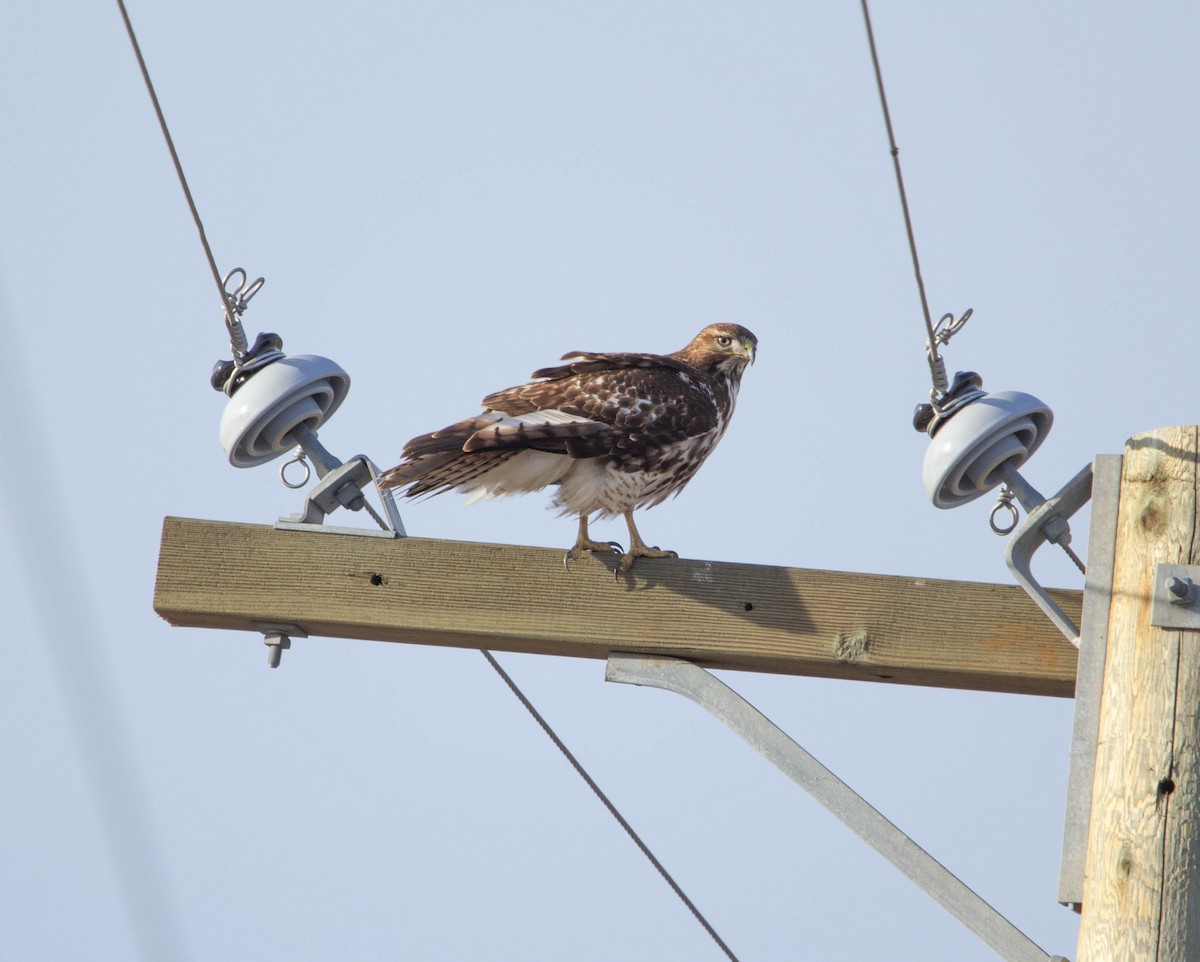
[2,2,1197,959]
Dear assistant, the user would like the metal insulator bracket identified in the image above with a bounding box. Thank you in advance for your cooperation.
[276,452,405,536]
[273,421,404,536]
[1003,462,1095,646]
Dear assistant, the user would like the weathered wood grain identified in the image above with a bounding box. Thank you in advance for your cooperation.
[1078,426,1200,960]
[154,516,1081,696]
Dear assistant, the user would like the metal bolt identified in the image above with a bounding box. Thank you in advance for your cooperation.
[334,481,365,511]
[1042,516,1071,548]
[264,630,292,667]
[1166,576,1194,607]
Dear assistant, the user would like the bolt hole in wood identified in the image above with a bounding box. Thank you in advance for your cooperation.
[369,573,384,586]
[743,602,754,611]
[1159,776,1176,796]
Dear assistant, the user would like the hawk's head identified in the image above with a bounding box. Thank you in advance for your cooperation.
[679,324,758,375]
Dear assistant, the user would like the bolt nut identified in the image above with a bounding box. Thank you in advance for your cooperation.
[334,482,366,511]
[1042,516,1071,548]
[264,630,292,667]
[1166,576,1195,607]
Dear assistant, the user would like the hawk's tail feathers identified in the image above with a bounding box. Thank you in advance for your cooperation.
[377,448,519,498]
[381,407,604,498]
[379,410,600,498]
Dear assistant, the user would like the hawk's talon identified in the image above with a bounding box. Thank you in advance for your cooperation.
[612,537,680,576]
[564,533,627,574]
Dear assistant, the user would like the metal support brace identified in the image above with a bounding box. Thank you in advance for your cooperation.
[606,654,1068,962]
[1004,463,1095,646]
[1057,455,1122,910]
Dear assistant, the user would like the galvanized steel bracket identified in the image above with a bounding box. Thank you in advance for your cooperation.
[606,653,1068,962]
[276,453,406,537]
[1057,455,1123,911]
[1005,462,1095,646]
[1150,564,1200,629]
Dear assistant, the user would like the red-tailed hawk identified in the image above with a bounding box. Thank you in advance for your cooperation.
[378,323,757,573]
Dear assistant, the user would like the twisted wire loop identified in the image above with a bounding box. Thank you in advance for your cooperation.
[990,485,1019,535]
[279,452,311,489]
[209,270,284,396]
[481,650,740,962]
[223,268,265,315]
[926,308,974,403]
[221,268,264,361]
[933,308,973,346]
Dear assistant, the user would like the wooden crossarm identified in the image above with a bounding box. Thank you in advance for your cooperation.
[154,516,1081,696]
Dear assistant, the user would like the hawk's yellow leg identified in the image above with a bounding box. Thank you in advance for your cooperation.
[616,509,679,575]
[563,515,624,571]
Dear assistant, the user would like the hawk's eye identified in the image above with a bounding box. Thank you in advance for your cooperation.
[716,335,732,347]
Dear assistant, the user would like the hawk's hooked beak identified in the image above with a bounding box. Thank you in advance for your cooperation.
[741,338,757,365]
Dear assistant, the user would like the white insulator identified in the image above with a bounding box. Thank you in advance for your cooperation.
[922,391,1052,509]
[219,355,350,468]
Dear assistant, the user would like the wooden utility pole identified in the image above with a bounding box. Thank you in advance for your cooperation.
[1077,426,1200,960]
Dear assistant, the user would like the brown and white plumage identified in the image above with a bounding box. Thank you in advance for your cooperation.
[378,323,757,572]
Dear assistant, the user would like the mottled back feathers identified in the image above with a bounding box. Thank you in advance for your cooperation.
[379,323,757,514]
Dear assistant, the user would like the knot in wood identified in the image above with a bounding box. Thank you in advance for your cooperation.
[1115,843,1134,883]
[1138,496,1167,538]
[834,630,871,662]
